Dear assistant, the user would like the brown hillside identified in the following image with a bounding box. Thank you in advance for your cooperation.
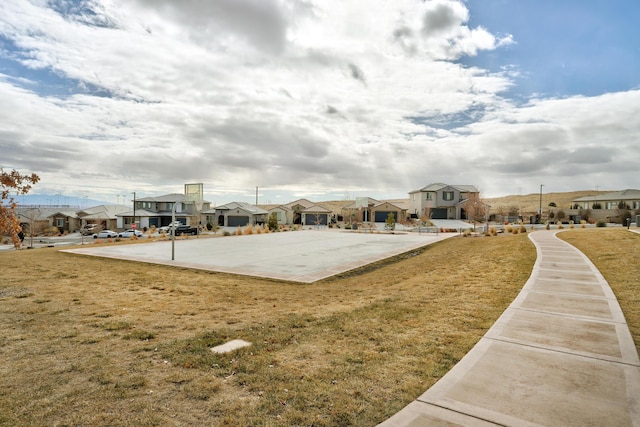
[484,190,610,215]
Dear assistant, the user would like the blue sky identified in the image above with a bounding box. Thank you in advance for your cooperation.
[1,0,638,206]
[463,1,640,99]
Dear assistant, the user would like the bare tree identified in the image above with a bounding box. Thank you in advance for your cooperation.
[463,193,487,231]
[1,168,40,248]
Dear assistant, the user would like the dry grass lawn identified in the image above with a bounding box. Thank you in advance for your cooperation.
[559,228,640,350]
[0,228,637,426]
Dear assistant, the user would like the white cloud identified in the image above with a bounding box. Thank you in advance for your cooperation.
[0,0,636,204]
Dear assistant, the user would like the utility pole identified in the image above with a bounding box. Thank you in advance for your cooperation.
[539,184,544,222]
[132,192,136,229]
[255,186,258,205]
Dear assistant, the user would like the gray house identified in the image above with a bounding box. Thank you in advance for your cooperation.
[408,183,479,220]
[116,193,212,229]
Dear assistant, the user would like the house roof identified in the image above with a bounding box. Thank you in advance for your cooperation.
[215,202,268,215]
[372,201,406,211]
[573,189,640,202]
[342,197,381,209]
[283,198,316,209]
[77,205,129,219]
[409,183,479,194]
[47,210,80,219]
[15,207,61,221]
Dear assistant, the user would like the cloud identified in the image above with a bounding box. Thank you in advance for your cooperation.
[0,1,636,203]
[130,0,289,54]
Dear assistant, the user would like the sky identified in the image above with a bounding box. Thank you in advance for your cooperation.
[1,0,639,206]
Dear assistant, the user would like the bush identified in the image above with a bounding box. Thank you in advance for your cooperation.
[223,231,231,236]
[596,221,606,227]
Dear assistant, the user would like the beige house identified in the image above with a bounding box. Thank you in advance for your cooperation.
[212,202,268,227]
[408,183,480,220]
[269,199,332,226]
[342,198,407,223]
[78,205,129,231]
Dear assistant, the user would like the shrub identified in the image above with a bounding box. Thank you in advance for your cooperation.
[596,221,606,227]
[581,220,587,228]
[519,225,527,233]
[255,225,262,234]
[558,224,564,229]
[267,213,279,231]
[244,225,254,235]
[505,225,513,233]
[223,231,231,236]
[236,226,242,236]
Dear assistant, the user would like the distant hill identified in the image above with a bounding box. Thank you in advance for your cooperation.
[8,194,113,209]
[483,190,610,215]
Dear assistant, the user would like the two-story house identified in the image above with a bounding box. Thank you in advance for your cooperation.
[116,193,211,230]
[408,183,479,220]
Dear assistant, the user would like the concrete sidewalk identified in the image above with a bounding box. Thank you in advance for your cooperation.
[380,230,640,426]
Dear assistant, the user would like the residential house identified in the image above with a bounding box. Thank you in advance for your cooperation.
[572,189,640,211]
[270,199,332,226]
[212,202,268,227]
[565,189,640,223]
[341,198,407,223]
[76,205,130,231]
[408,183,480,220]
[15,207,60,235]
[48,209,81,233]
[116,193,212,230]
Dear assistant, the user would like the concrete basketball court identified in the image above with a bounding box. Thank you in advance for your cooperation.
[63,230,453,283]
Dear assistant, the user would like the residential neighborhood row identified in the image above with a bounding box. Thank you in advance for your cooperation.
[14,183,640,235]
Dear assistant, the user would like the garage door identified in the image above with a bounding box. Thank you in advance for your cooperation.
[430,208,447,219]
[228,216,250,227]
[374,211,397,222]
[304,214,327,225]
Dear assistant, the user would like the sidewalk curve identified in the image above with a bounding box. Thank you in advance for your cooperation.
[379,230,640,426]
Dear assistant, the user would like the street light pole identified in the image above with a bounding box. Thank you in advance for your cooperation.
[132,192,136,229]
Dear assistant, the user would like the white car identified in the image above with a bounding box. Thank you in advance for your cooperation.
[93,230,118,239]
[118,229,144,238]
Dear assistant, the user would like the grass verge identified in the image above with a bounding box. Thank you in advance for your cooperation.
[559,228,640,351]
[2,232,534,425]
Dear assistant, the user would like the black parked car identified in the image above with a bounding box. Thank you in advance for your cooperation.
[173,225,199,236]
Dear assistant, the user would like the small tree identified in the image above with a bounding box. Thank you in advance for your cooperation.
[556,209,566,223]
[1,168,40,248]
[267,212,279,231]
[385,212,396,231]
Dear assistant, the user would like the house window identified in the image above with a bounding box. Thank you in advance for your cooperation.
[56,218,64,228]
[425,193,433,200]
[443,191,454,201]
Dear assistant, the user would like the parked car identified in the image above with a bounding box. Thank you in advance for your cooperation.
[157,221,183,233]
[118,229,144,238]
[93,230,118,239]
[173,225,199,236]
[81,224,100,235]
